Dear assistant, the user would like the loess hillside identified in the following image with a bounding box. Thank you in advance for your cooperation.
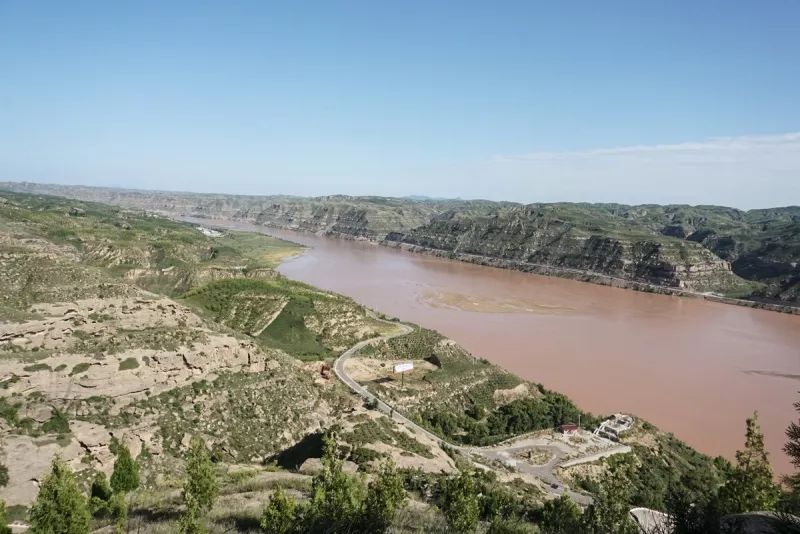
[0,190,735,533]
[3,182,797,306]
[0,192,441,513]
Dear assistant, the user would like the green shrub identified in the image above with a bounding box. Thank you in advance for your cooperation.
[362,460,407,532]
[0,399,18,426]
[23,363,51,372]
[118,357,139,371]
[41,410,70,435]
[89,472,112,518]
[260,487,296,534]
[440,471,481,532]
[69,363,91,376]
[179,437,218,533]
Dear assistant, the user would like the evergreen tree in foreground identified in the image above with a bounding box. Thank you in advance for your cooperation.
[259,434,408,534]
[110,442,139,494]
[540,494,583,534]
[666,477,723,534]
[786,401,800,473]
[0,500,11,534]
[773,399,800,529]
[582,456,638,534]
[260,487,297,534]
[784,399,800,511]
[305,432,365,531]
[179,437,219,534]
[718,412,780,515]
[28,457,91,534]
[109,442,140,533]
[440,471,481,533]
[362,459,407,532]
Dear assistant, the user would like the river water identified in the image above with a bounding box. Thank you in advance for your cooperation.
[199,219,800,475]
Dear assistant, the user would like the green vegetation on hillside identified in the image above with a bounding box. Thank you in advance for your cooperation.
[356,328,596,446]
[391,202,771,298]
[4,188,800,534]
[185,278,388,360]
[4,183,799,304]
[0,191,300,305]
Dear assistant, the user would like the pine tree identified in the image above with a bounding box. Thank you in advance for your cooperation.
[440,471,481,533]
[28,457,91,534]
[719,412,780,514]
[786,401,800,470]
[582,456,637,534]
[260,487,297,534]
[110,442,139,494]
[540,494,583,534]
[180,437,219,534]
[89,472,113,517]
[362,459,407,532]
[306,433,364,531]
[784,400,800,503]
[0,500,12,534]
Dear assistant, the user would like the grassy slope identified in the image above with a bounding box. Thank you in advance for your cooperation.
[183,277,392,360]
[357,328,597,446]
[0,191,301,300]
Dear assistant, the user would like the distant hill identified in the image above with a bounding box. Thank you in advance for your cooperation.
[2,181,798,306]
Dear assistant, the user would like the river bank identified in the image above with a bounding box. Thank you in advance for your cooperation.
[180,215,800,316]
[381,240,800,316]
[183,216,800,476]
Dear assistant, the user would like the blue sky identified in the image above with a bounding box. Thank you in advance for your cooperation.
[1,1,798,207]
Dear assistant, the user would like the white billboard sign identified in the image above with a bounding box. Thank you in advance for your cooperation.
[393,361,414,374]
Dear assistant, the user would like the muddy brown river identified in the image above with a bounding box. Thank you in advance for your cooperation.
[199,219,800,475]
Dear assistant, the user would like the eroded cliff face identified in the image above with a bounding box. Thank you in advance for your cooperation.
[2,182,796,304]
[246,197,441,239]
[627,205,800,302]
[385,208,756,295]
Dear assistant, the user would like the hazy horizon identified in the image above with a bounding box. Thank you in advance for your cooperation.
[5,178,799,211]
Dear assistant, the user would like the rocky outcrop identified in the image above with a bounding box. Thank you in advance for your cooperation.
[0,296,279,408]
[385,208,753,295]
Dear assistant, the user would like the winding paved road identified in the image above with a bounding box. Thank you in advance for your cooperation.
[334,311,631,505]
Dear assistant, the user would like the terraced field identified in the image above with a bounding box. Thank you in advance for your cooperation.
[185,278,391,360]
